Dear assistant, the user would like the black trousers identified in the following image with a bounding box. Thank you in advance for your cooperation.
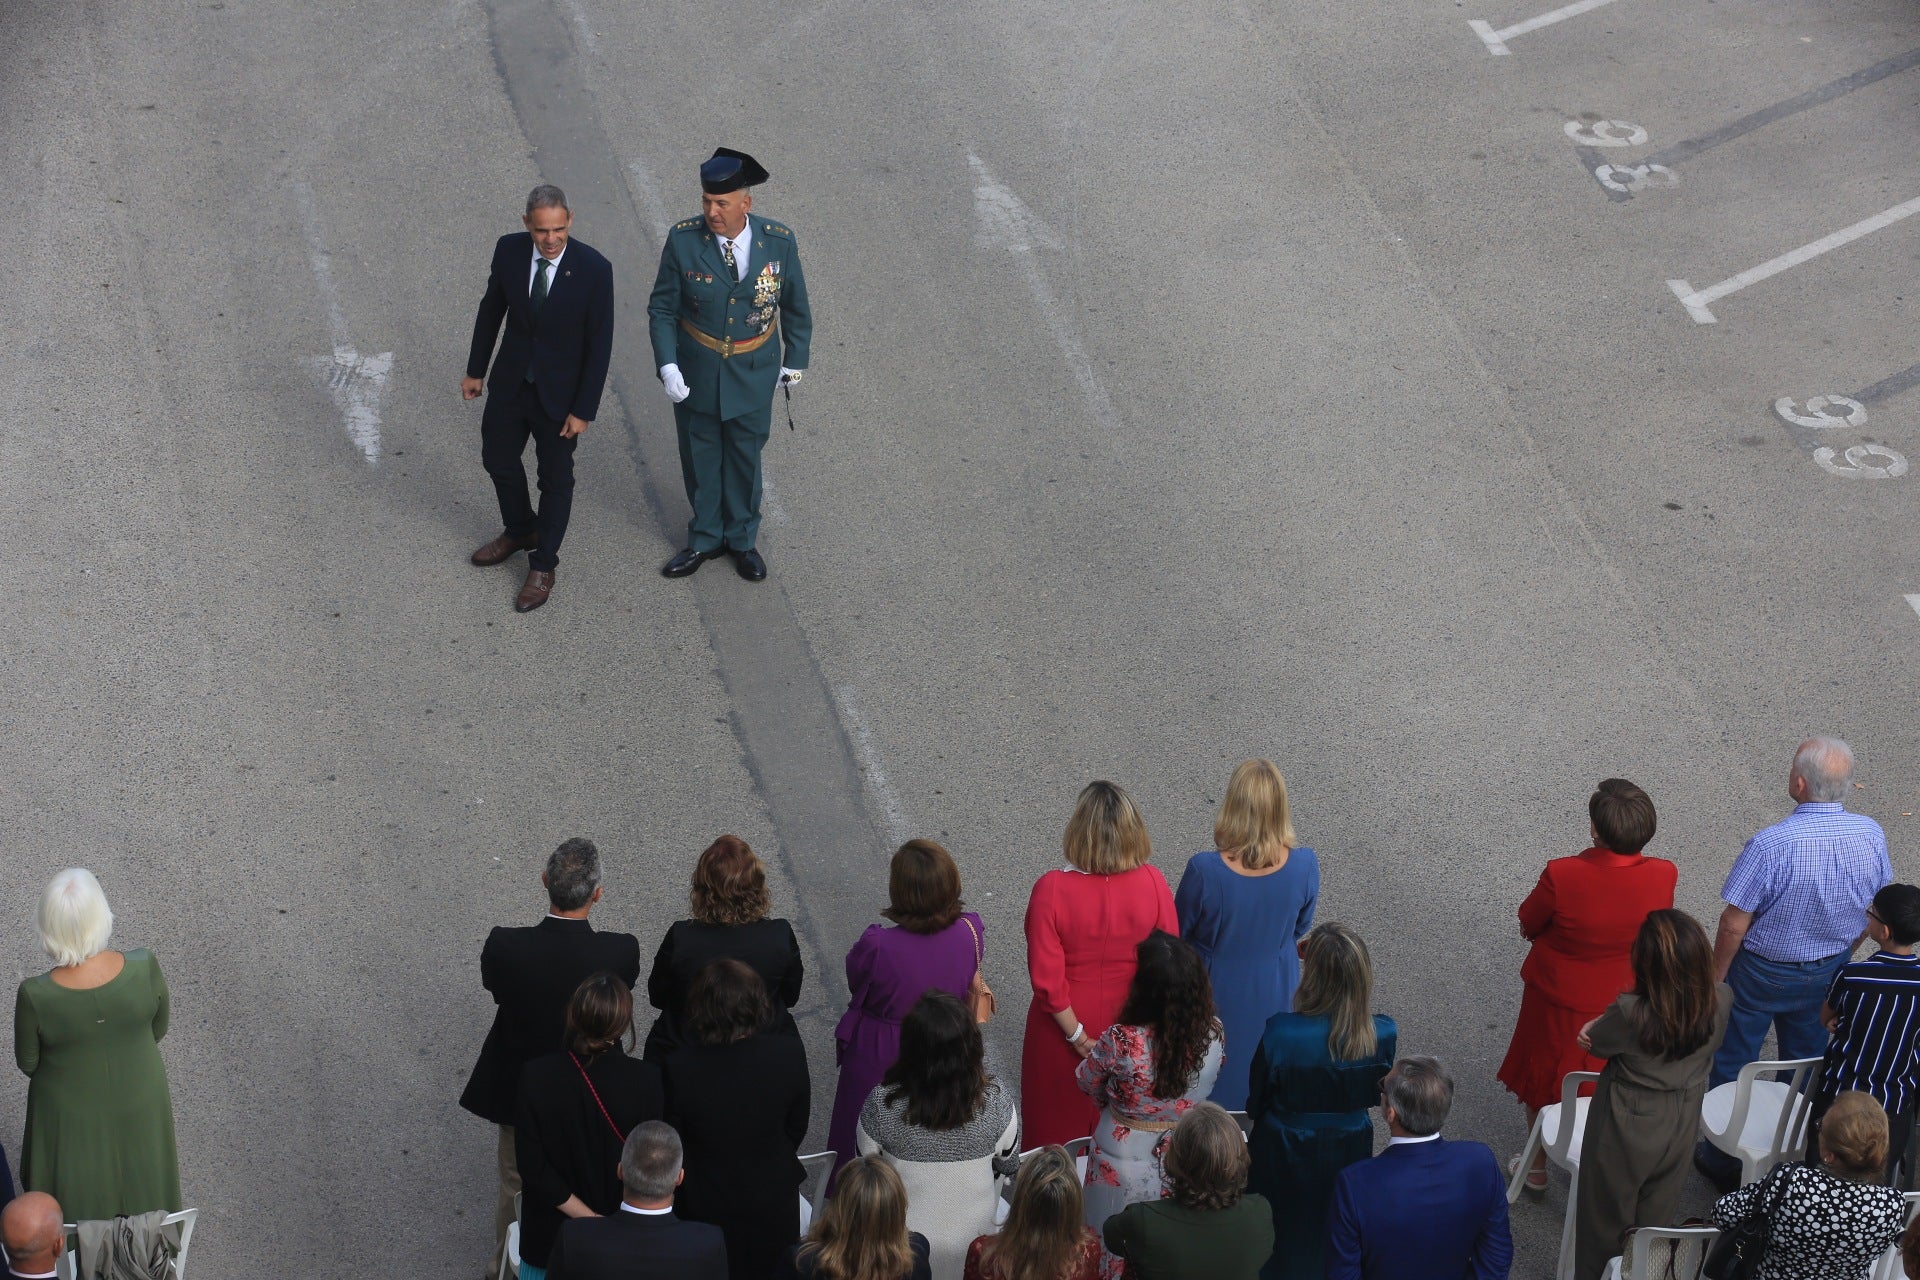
[480,380,576,572]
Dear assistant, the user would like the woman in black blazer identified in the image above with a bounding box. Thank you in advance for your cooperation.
[665,959,813,1280]
[645,835,804,1060]
[514,974,665,1278]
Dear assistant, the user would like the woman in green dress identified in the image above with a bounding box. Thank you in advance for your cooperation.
[14,868,181,1221]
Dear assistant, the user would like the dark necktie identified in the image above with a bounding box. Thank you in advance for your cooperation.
[719,236,738,281]
[531,258,552,314]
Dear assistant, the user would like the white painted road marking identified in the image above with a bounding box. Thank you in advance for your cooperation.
[623,160,671,244]
[1564,119,1646,147]
[1813,444,1909,479]
[1597,162,1676,193]
[1470,0,1623,55]
[294,180,389,466]
[833,685,908,845]
[1668,194,1920,323]
[1775,396,1868,429]
[1906,594,1920,620]
[969,155,1122,434]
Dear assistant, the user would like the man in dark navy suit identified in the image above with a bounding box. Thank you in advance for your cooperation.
[463,184,615,612]
[461,838,640,1276]
[547,1122,728,1280]
[1326,1056,1512,1280]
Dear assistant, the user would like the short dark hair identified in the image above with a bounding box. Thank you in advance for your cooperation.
[882,840,964,934]
[690,836,771,926]
[882,992,988,1130]
[1382,1055,1453,1137]
[1589,779,1656,854]
[546,838,601,910]
[566,972,634,1059]
[1875,884,1920,947]
[526,184,569,215]
[684,959,771,1046]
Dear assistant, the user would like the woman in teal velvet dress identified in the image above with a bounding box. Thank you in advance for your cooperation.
[1247,923,1394,1280]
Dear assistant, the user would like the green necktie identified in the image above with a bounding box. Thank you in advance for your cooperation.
[531,257,552,314]
[719,236,738,281]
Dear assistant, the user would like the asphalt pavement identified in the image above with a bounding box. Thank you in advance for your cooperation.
[2,0,1917,1274]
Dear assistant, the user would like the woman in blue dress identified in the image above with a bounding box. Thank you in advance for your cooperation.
[1247,922,1395,1280]
[1175,760,1318,1110]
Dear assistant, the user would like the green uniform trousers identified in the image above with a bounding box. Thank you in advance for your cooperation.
[674,401,772,552]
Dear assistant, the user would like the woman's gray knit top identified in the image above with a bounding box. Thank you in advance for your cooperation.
[860,1079,1017,1161]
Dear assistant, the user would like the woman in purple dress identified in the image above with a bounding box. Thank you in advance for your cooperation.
[829,840,983,1177]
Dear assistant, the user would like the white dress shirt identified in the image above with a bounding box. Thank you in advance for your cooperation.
[714,224,750,281]
[619,1203,674,1216]
[529,244,566,298]
[1386,1132,1441,1146]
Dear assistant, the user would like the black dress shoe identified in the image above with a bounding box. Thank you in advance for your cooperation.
[661,548,721,578]
[731,547,767,581]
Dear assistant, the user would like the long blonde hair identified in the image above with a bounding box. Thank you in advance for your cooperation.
[1062,781,1152,875]
[1295,923,1377,1062]
[978,1147,1086,1280]
[1213,760,1296,870]
[796,1156,914,1280]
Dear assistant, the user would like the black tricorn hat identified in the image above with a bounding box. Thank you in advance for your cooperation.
[700,148,770,194]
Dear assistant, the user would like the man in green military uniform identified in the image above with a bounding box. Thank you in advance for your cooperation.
[648,148,813,581]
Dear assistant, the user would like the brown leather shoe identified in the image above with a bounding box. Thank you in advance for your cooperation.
[514,569,554,612]
[470,532,539,566]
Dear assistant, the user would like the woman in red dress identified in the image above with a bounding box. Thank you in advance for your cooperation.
[1496,778,1677,1190]
[1020,781,1179,1148]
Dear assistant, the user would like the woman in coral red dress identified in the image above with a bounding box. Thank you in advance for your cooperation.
[1496,778,1677,1190]
[1020,781,1179,1148]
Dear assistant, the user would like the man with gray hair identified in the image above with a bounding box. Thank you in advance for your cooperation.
[462,183,616,612]
[1697,736,1892,1185]
[461,838,639,1275]
[545,1122,727,1280]
[1326,1056,1512,1279]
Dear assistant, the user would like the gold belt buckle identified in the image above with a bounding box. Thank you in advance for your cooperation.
[719,335,734,358]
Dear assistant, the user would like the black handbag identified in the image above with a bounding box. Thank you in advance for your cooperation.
[1703,1163,1794,1280]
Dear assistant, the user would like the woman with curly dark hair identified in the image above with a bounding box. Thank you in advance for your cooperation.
[1103,1104,1274,1280]
[1075,931,1223,1279]
[644,836,804,1060]
[858,992,1019,1280]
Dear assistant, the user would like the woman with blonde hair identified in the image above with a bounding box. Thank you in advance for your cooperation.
[963,1147,1100,1280]
[779,1154,932,1280]
[14,868,180,1221]
[1246,923,1395,1280]
[1176,759,1319,1108]
[1020,782,1178,1147]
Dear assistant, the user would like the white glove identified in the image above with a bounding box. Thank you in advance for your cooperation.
[779,368,803,388]
[660,364,691,403]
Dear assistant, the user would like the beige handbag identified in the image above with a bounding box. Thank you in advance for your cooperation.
[963,915,996,1024]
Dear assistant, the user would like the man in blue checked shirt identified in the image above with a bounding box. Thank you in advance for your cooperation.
[1810,883,1920,1185]
[1696,737,1892,1186]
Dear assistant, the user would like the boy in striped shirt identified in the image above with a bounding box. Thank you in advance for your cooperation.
[1816,882,1920,1185]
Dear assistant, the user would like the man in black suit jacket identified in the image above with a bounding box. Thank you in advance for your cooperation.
[462,837,641,1276]
[462,184,615,613]
[548,1122,728,1280]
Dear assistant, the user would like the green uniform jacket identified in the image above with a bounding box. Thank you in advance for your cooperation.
[647,214,812,421]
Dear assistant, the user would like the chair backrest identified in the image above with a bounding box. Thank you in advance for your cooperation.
[1721,1057,1821,1170]
[798,1150,838,1227]
[1549,1071,1601,1164]
[1867,1191,1920,1280]
[59,1210,198,1280]
[1226,1110,1251,1142]
[1623,1224,1718,1280]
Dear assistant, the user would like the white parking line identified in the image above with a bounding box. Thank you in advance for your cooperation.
[1469,0,1623,55]
[1907,594,1920,620]
[293,180,389,466]
[833,684,909,845]
[1667,194,1920,323]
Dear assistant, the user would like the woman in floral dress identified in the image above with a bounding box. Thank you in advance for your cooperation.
[1075,931,1223,1279]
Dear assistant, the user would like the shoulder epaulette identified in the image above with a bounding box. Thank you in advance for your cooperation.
[762,221,793,239]
[674,217,703,232]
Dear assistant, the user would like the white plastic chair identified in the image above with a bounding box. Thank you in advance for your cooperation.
[797,1150,837,1232]
[60,1209,198,1280]
[1226,1109,1251,1141]
[1699,1057,1820,1186]
[1601,1224,1718,1280]
[496,1193,522,1280]
[1506,1070,1597,1280]
[1867,1189,1920,1280]
[994,1137,1093,1223]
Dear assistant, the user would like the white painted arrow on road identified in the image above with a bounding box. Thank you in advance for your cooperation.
[295,180,389,466]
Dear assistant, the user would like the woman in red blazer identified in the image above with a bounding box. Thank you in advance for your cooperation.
[1497,778,1676,1190]
[1020,781,1179,1148]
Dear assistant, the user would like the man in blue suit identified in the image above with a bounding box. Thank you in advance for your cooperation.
[1326,1056,1512,1280]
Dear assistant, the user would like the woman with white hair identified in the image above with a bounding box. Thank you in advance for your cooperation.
[14,868,180,1220]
